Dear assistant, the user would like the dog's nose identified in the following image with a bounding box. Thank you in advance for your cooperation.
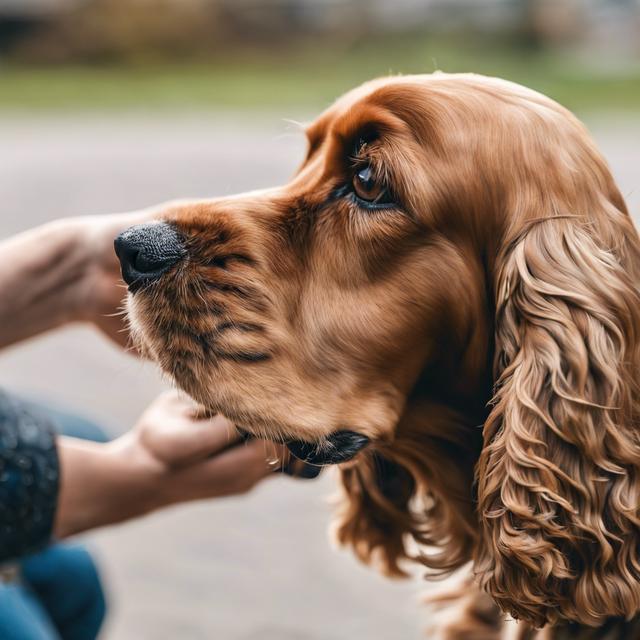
[114,222,185,291]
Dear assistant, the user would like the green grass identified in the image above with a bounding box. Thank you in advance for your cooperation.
[1,35,639,113]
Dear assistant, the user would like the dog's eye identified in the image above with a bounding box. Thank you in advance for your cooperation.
[352,165,392,205]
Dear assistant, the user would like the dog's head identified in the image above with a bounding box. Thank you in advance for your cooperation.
[117,73,640,628]
[117,75,496,460]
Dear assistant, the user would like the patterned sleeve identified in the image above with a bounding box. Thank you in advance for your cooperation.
[0,390,59,563]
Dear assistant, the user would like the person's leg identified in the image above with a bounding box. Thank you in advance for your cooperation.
[19,398,110,444]
[0,581,61,640]
[21,545,106,640]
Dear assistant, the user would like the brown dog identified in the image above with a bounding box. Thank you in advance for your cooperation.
[115,73,640,639]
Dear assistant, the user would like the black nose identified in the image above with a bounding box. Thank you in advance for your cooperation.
[114,222,185,291]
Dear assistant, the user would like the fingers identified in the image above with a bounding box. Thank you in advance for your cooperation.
[175,438,322,504]
[167,438,280,502]
[139,390,323,498]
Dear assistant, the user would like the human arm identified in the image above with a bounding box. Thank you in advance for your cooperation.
[0,209,158,350]
[54,391,280,538]
[0,390,283,562]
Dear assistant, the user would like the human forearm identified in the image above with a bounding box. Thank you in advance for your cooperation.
[54,435,161,538]
[0,219,90,348]
[0,208,164,349]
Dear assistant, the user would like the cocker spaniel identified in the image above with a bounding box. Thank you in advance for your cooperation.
[115,73,640,639]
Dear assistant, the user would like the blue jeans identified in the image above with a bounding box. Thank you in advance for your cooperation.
[0,401,108,640]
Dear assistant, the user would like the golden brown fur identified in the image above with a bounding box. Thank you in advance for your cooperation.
[125,73,640,637]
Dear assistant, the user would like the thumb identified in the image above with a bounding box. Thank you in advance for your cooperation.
[167,438,278,502]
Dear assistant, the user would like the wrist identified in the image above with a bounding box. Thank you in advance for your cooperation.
[104,433,167,517]
[55,434,165,538]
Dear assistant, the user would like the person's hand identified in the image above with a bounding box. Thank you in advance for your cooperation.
[55,390,287,538]
[72,208,163,348]
[123,390,285,503]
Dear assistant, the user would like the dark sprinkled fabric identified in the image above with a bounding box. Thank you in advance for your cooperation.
[0,389,59,564]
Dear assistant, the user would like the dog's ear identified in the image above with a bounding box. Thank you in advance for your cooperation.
[334,405,480,578]
[333,453,416,577]
[475,215,640,627]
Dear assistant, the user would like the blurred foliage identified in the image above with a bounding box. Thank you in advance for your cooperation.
[2,0,224,64]
[1,32,639,114]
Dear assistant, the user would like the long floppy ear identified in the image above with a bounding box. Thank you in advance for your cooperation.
[333,453,416,577]
[334,405,480,578]
[475,215,640,627]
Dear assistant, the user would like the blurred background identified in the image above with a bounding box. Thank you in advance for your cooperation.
[1,0,640,111]
[0,1,638,639]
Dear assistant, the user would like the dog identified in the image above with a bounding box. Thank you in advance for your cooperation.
[115,73,640,638]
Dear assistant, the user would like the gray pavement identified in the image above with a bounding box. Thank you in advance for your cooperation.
[0,112,638,640]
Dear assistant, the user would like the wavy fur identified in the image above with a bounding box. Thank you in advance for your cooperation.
[476,217,640,627]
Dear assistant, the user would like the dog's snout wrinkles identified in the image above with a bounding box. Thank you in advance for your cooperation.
[115,222,185,291]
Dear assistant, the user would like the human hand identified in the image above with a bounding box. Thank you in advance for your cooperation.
[56,391,286,538]
[72,207,162,348]
[125,390,285,504]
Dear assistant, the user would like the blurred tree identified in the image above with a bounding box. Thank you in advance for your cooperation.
[6,0,224,63]
[1,0,639,64]
[520,0,585,48]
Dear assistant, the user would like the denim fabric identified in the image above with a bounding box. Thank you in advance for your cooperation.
[0,544,106,640]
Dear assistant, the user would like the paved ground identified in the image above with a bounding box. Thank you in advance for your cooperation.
[0,112,638,640]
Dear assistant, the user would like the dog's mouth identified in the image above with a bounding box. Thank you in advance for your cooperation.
[286,430,370,466]
[238,427,370,466]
